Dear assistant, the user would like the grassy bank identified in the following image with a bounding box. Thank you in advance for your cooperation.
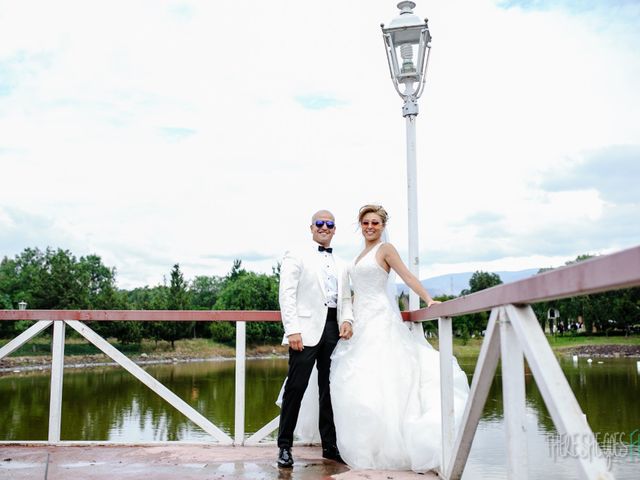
[428,334,640,358]
[1,337,234,358]
[1,334,639,370]
[0,337,289,367]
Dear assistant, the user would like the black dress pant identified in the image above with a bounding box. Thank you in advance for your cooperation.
[277,307,339,449]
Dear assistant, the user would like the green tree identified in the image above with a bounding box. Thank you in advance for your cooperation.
[228,259,246,281]
[0,292,14,338]
[456,271,503,341]
[126,285,170,344]
[168,264,190,310]
[561,255,596,334]
[534,255,592,335]
[0,293,11,309]
[464,271,503,294]
[532,254,640,336]
[40,248,84,308]
[189,275,224,338]
[149,264,193,348]
[77,254,121,309]
[3,248,47,309]
[215,271,278,311]
[75,254,130,341]
[0,257,21,337]
[531,266,556,333]
[213,267,282,344]
[422,294,455,336]
[0,247,128,338]
[189,275,223,310]
[127,285,169,310]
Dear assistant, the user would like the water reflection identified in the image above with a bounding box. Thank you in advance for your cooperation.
[0,355,638,478]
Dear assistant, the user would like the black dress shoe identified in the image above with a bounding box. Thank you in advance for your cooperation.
[322,447,346,465]
[277,447,294,468]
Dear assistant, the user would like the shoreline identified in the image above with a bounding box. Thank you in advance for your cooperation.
[0,353,289,374]
[0,343,291,375]
[1,341,639,375]
[554,343,640,358]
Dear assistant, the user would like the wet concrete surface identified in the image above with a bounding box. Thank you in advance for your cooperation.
[0,444,438,480]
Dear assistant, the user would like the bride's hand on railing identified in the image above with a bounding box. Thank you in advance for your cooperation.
[426,300,441,308]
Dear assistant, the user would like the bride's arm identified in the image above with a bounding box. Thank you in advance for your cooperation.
[380,243,439,307]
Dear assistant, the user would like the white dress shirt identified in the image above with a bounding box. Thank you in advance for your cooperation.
[318,248,338,308]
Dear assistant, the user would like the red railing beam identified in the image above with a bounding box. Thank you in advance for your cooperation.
[411,244,640,322]
[0,309,412,322]
[0,310,282,322]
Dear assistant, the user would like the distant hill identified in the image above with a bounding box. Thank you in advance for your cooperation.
[397,268,540,297]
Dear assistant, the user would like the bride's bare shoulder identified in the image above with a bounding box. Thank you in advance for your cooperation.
[379,242,399,254]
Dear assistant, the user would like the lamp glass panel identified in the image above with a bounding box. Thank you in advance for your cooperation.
[390,26,422,46]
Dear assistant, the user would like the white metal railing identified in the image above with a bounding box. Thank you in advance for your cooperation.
[0,310,278,446]
[0,318,233,444]
[0,244,638,480]
[412,245,640,480]
[436,304,614,479]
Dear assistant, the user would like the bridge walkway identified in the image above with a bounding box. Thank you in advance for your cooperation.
[0,443,437,480]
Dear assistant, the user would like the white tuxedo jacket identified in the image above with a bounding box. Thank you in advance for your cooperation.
[279,244,354,347]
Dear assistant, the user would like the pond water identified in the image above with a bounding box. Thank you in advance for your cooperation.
[1,354,639,478]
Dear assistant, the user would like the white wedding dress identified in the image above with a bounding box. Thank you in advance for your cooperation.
[329,242,470,472]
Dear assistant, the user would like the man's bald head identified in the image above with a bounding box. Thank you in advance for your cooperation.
[311,210,335,224]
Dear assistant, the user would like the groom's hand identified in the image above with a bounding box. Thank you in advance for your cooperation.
[339,322,353,340]
[288,333,303,351]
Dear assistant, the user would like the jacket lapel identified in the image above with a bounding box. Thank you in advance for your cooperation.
[335,259,343,310]
[312,245,326,293]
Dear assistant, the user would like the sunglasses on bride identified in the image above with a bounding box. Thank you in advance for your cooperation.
[315,220,335,229]
[361,220,381,227]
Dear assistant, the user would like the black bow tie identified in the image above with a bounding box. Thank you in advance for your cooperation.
[318,246,333,253]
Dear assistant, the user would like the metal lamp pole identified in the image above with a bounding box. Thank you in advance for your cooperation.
[382,1,432,311]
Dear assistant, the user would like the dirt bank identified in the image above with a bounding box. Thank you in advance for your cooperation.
[0,344,290,374]
[558,344,640,358]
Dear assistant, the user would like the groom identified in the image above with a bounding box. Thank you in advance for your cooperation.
[277,209,354,468]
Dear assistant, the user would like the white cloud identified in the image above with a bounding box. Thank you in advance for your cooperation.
[0,0,639,288]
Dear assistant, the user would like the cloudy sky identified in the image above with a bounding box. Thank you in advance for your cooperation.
[1,0,638,289]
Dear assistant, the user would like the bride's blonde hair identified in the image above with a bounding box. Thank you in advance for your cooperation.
[358,204,389,225]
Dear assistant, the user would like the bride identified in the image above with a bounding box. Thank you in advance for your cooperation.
[329,204,469,472]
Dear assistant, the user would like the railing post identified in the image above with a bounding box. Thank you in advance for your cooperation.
[447,309,502,480]
[234,320,246,445]
[499,307,528,479]
[439,316,454,474]
[48,320,66,442]
[504,305,613,479]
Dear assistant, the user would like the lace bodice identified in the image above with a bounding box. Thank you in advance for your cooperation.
[350,243,398,324]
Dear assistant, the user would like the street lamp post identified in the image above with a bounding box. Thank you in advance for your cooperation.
[381,1,432,312]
